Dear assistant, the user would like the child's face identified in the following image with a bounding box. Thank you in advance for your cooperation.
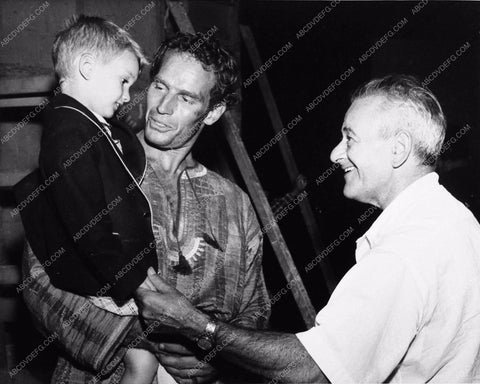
[86,50,139,118]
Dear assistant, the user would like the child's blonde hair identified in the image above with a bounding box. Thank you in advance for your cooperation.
[52,15,148,80]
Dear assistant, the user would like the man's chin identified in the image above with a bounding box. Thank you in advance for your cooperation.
[343,187,371,205]
[144,129,174,149]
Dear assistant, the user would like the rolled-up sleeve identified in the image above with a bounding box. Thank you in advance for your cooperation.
[229,199,271,330]
[21,242,134,374]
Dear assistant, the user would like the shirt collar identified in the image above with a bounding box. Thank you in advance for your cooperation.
[90,110,108,126]
[355,172,440,261]
[181,163,207,179]
[89,110,115,139]
[145,160,207,180]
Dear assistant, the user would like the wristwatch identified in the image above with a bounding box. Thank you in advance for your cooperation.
[195,319,217,351]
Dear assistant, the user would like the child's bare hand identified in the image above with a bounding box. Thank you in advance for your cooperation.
[138,274,156,291]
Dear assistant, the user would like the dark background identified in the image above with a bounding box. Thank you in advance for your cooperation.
[1,1,480,382]
[231,1,480,332]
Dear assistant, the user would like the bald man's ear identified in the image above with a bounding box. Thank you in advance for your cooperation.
[78,53,95,80]
[203,103,227,126]
[392,130,412,168]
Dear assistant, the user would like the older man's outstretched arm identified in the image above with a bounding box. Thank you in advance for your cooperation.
[137,269,328,383]
[214,323,327,383]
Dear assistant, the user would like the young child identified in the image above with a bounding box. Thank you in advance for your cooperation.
[17,15,159,384]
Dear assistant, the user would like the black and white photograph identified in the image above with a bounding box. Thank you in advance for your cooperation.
[1,1,480,383]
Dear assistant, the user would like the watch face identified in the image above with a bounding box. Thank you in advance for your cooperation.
[197,336,214,351]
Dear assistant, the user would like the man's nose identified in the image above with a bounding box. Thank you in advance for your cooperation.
[156,94,175,115]
[330,139,345,164]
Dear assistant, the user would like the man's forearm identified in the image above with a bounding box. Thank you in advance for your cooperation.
[178,310,326,383]
[140,272,328,383]
[214,322,326,383]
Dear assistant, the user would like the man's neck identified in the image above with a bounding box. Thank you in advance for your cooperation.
[139,131,196,179]
[378,166,433,210]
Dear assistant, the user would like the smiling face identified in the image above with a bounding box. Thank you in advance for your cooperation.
[330,96,395,207]
[144,51,223,150]
[86,49,139,118]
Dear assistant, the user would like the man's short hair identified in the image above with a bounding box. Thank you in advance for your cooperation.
[52,15,148,81]
[352,74,446,167]
[150,32,239,109]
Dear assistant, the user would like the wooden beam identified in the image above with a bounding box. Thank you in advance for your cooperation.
[0,71,54,96]
[222,112,316,326]
[240,25,336,293]
[0,96,49,108]
[240,26,299,181]
[166,1,195,34]
[0,266,21,286]
[0,266,22,323]
[0,298,20,323]
[167,1,316,326]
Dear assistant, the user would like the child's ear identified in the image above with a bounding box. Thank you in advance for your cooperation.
[78,53,95,80]
[203,103,226,126]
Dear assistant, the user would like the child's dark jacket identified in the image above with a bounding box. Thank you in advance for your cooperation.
[15,94,157,303]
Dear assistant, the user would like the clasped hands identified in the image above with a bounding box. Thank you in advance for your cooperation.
[135,268,217,384]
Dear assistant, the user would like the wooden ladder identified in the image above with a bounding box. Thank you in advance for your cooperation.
[166,0,338,327]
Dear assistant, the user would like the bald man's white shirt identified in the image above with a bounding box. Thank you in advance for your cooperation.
[297,173,480,383]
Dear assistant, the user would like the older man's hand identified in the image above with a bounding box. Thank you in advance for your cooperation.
[157,342,219,384]
[136,268,210,338]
